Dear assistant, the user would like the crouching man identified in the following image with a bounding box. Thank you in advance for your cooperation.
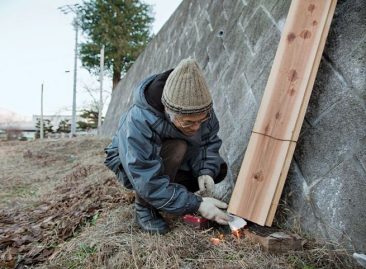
[104,58,230,234]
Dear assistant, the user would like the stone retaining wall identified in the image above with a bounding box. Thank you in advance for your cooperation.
[101,0,366,251]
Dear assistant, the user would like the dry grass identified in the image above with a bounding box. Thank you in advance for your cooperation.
[0,138,361,269]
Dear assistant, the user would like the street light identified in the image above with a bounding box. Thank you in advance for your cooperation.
[58,4,81,137]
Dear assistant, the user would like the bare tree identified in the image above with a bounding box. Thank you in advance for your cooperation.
[82,82,111,111]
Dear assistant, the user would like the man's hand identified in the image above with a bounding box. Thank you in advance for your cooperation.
[198,197,230,225]
[198,175,215,196]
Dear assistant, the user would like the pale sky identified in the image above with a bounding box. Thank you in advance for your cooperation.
[0,0,182,121]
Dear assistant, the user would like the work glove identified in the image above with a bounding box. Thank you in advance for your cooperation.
[197,175,215,197]
[198,197,230,225]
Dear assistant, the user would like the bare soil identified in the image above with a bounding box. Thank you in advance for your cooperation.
[0,138,360,269]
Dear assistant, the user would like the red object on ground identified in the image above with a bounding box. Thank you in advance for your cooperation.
[182,214,210,229]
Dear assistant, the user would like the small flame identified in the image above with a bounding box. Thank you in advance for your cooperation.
[210,233,224,245]
[210,237,221,245]
[232,229,242,238]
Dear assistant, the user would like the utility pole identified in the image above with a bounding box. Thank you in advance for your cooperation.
[71,17,79,137]
[40,83,44,139]
[98,45,104,135]
[58,4,81,138]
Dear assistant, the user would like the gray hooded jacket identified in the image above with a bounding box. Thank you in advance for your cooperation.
[104,72,224,215]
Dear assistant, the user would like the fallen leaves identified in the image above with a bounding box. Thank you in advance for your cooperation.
[0,164,134,268]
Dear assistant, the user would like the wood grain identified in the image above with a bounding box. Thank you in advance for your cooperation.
[265,0,338,225]
[228,133,292,225]
[228,0,337,226]
[253,0,333,141]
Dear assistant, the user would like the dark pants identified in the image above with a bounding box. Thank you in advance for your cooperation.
[160,139,227,192]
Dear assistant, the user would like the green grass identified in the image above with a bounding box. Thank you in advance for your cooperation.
[64,243,97,269]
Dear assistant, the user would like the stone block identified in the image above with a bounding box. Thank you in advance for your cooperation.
[222,24,253,65]
[324,0,366,64]
[243,6,277,53]
[312,158,366,251]
[218,141,228,161]
[336,38,366,101]
[295,94,366,182]
[355,136,366,178]
[263,0,291,24]
[277,161,329,240]
[229,53,253,88]
[223,0,248,21]
[225,74,253,117]
[197,0,209,10]
[210,60,234,89]
[186,0,201,25]
[214,177,233,202]
[244,27,280,88]
[206,0,226,31]
[212,83,229,112]
[280,161,306,213]
[207,31,227,59]
[217,105,235,144]
[305,58,349,125]
[249,58,272,103]
[298,118,311,138]
[228,150,245,183]
[193,19,216,64]
[226,125,250,173]
[217,62,237,90]
[237,1,261,31]
[222,0,251,38]
[181,25,198,52]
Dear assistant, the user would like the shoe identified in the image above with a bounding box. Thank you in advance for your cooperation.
[134,198,169,235]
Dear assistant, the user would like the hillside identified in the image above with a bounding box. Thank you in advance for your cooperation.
[0,138,359,268]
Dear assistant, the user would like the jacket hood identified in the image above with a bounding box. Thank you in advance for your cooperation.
[133,74,161,116]
[133,69,173,118]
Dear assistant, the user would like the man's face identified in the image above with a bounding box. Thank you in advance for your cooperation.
[172,112,210,136]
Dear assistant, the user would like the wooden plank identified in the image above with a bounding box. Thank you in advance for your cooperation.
[228,0,337,225]
[228,133,291,225]
[265,0,338,226]
[253,0,333,141]
[265,141,296,225]
[290,0,338,142]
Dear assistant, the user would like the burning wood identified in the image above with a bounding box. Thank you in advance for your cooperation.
[232,227,248,240]
[210,233,224,245]
[210,237,221,245]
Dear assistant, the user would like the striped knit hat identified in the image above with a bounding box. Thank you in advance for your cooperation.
[162,58,212,115]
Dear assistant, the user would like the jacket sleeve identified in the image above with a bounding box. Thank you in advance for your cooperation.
[119,108,202,215]
[192,111,223,178]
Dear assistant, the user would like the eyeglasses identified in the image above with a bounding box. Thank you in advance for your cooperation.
[175,112,211,128]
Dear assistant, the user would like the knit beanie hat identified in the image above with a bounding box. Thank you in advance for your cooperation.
[162,58,212,115]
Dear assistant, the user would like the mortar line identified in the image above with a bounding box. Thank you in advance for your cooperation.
[259,4,283,32]
[354,155,366,177]
[322,54,350,88]
[339,35,366,62]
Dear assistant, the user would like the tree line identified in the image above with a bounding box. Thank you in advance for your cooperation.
[35,109,103,138]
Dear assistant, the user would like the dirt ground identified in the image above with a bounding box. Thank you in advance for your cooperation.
[0,138,360,269]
